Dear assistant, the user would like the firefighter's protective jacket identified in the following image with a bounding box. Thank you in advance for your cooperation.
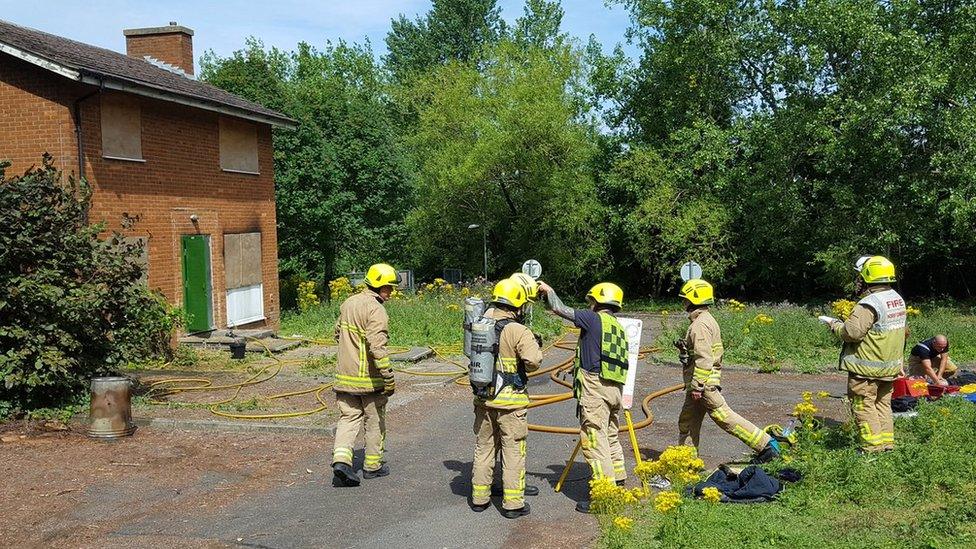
[333,288,395,394]
[833,285,906,380]
[684,308,724,392]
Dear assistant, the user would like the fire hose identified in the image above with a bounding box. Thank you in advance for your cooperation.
[145,331,684,428]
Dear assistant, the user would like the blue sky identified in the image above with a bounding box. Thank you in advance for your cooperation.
[1,1,637,72]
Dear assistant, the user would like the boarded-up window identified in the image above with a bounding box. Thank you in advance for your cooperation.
[219,117,259,174]
[224,232,264,326]
[101,94,143,160]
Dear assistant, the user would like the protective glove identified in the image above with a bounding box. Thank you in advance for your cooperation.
[533,333,543,349]
[383,381,396,397]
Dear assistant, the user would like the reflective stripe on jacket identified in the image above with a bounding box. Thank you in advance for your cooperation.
[334,288,394,394]
[477,307,542,410]
[684,308,723,391]
[834,287,906,380]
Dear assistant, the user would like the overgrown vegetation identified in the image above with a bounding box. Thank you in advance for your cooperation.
[281,278,565,349]
[651,301,976,373]
[0,158,179,417]
[600,396,976,548]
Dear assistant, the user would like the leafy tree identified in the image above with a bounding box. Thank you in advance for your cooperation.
[202,40,412,282]
[0,157,178,415]
[613,0,976,297]
[384,0,505,84]
[402,39,606,287]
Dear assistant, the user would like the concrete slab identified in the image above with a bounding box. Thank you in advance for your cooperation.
[245,338,301,354]
[390,347,434,363]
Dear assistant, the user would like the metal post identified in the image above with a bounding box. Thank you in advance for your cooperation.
[482,225,488,280]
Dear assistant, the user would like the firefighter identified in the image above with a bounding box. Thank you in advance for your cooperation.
[538,281,629,514]
[823,256,905,453]
[676,279,780,461]
[470,278,543,518]
[331,263,399,487]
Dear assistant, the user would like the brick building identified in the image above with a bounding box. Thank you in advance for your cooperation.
[0,20,294,333]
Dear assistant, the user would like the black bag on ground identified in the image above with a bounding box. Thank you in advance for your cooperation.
[891,396,918,413]
[946,370,976,386]
[691,465,782,504]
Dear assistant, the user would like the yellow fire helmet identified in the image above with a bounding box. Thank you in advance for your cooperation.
[679,279,715,305]
[586,282,624,311]
[364,263,400,289]
[855,255,896,284]
[509,272,539,302]
[492,278,528,309]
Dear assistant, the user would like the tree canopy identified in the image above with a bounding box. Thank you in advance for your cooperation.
[200,0,976,299]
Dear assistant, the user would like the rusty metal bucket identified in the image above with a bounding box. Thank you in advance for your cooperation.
[87,376,137,439]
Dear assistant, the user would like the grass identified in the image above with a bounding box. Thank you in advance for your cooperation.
[602,397,976,548]
[281,291,565,350]
[299,354,337,377]
[647,301,976,373]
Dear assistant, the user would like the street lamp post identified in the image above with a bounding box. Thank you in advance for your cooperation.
[467,224,487,280]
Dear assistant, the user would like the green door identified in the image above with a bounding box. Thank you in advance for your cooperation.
[181,235,213,333]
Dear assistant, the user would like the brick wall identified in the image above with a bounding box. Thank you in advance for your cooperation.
[0,56,82,175]
[125,32,194,75]
[0,55,281,331]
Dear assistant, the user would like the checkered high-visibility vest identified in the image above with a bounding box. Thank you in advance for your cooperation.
[597,312,629,384]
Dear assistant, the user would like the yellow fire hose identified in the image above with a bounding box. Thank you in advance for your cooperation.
[146,337,333,420]
[145,328,682,431]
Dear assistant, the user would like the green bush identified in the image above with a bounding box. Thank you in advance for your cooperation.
[0,156,179,415]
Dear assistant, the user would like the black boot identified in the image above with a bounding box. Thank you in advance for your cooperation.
[363,464,390,479]
[470,501,490,512]
[491,484,539,497]
[575,500,593,514]
[502,502,531,519]
[333,463,361,487]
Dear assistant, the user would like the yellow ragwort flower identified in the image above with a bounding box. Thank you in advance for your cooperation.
[613,516,634,531]
[793,401,818,417]
[653,490,682,513]
[702,486,721,503]
[831,299,856,320]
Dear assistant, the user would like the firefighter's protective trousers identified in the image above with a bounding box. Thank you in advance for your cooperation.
[848,375,894,452]
[332,393,388,472]
[678,387,771,451]
[471,403,527,510]
[578,370,626,482]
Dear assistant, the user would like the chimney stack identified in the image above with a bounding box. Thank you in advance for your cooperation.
[123,22,194,76]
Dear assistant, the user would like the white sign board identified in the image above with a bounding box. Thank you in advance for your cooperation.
[680,261,702,282]
[617,317,643,410]
[521,259,542,280]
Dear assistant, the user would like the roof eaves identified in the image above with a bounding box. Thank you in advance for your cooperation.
[78,70,297,128]
[0,39,296,129]
[0,41,80,80]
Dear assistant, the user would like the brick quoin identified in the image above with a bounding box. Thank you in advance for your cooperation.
[0,55,281,332]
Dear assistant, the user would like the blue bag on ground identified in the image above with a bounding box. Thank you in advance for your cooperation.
[692,465,782,504]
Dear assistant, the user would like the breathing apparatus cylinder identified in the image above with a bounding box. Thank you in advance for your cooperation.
[463,297,486,358]
[468,316,498,397]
